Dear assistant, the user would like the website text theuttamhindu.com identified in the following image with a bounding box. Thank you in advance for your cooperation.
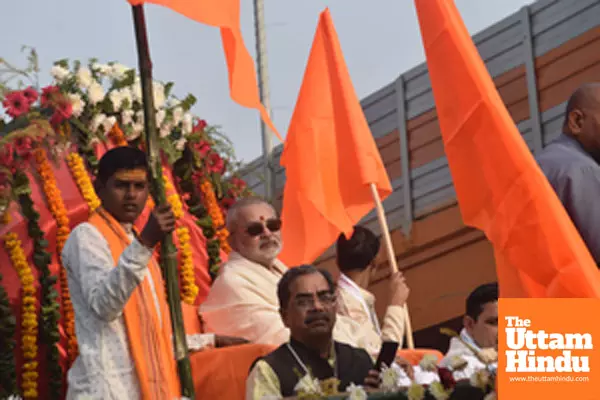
[508,376,590,383]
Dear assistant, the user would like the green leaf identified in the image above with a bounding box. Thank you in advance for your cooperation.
[54,59,69,69]
[181,94,197,111]
[164,82,175,98]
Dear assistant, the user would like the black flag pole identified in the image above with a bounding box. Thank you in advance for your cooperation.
[131,5,195,398]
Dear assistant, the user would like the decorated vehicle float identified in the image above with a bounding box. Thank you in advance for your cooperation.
[0,51,265,399]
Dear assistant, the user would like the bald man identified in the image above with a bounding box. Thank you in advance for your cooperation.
[536,83,600,265]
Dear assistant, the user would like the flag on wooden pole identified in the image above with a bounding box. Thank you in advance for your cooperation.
[414,0,600,297]
[279,8,392,266]
[127,0,283,142]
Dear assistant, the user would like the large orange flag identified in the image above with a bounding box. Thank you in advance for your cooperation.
[414,0,600,297]
[128,0,283,141]
[278,8,392,266]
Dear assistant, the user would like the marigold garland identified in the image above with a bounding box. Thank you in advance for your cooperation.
[33,148,77,363]
[163,174,198,304]
[1,211,10,225]
[67,152,101,212]
[0,272,18,398]
[200,179,231,254]
[14,170,63,398]
[3,233,39,399]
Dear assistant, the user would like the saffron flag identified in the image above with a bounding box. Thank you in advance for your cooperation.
[127,0,283,142]
[278,8,392,266]
[414,0,600,297]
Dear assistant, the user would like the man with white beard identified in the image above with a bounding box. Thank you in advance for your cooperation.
[199,198,372,349]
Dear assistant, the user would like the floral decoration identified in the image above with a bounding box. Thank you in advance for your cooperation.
[13,170,63,398]
[3,232,39,399]
[33,148,77,363]
[163,173,198,304]
[0,272,18,399]
[0,51,253,393]
[67,152,101,212]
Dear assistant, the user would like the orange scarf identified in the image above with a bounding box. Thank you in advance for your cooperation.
[89,209,181,399]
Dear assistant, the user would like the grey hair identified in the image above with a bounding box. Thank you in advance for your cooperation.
[225,196,276,232]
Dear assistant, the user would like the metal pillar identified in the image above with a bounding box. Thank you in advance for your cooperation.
[253,0,275,201]
[396,75,413,236]
[522,5,544,154]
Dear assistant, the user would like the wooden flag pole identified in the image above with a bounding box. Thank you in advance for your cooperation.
[131,5,195,397]
[369,183,415,349]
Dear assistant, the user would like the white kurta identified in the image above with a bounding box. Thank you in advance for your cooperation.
[439,328,498,381]
[199,252,368,349]
[62,222,160,400]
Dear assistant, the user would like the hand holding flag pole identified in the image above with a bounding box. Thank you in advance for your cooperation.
[131,5,195,397]
[370,183,415,350]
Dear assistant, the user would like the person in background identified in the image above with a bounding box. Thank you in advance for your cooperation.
[246,265,380,399]
[440,283,498,381]
[335,226,409,350]
[335,226,443,386]
[537,83,600,265]
[199,197,371,349]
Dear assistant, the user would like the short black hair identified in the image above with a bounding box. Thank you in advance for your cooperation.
[277,265,336,308]
[466,283,498,321]
[96,146,150,185]
[336,226,380,273]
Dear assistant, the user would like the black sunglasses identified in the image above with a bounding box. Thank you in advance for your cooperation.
[246,218,282,237]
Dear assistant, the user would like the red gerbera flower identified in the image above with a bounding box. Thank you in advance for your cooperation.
[14,137,34,161]
[2,91,31,118]
[41,85,60,108]
[49,96,73,126]
[193,119,208,133]
[193,140,211,156]
[230,176,247,190]
[220,197,235,209]
[208,153,225,174]
[22,87,39,105]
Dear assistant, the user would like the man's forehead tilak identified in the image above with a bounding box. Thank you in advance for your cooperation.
[113,169,148,181]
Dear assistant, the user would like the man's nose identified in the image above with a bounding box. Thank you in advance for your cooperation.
[310,298,326,311]
[124,185,136,199]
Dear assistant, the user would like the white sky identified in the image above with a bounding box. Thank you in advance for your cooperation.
[2,0,532,163]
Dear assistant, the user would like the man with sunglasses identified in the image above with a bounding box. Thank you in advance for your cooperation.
[199,197,364,347]
[537,83,600,266]
[246,265,381,399]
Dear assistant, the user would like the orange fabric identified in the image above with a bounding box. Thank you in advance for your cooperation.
[278,8,392,266]
[397,349,444,366]
[413,0,600,297]
[182,302,203,335]
[190,343,276,400]
[89,209,181,399]
[127,0,283,142]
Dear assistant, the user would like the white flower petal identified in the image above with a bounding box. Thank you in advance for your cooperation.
[51,65,70,82]
[76,67,94,89]
[88,82,105,105]
[173,107,184,126]
[68,93,86,118]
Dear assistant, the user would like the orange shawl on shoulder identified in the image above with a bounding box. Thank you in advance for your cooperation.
[89,209,181,399]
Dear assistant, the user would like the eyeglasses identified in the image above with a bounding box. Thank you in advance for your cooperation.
[294,292,337,309]
[245,218,282,237]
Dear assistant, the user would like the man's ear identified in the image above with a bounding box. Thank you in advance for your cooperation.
[568,109,585,135]
[463,315,476,332]
[279,307,289,327]
[94,180,104,199]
